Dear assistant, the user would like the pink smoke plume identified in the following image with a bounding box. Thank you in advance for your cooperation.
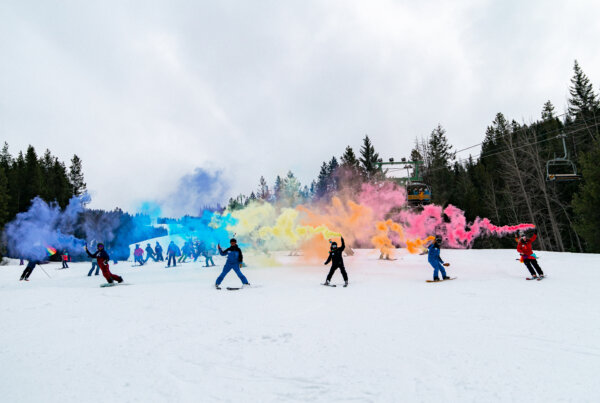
[397,203,534,248]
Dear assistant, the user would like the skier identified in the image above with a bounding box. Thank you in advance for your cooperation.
[178,241,192,263]
[215,238,249,289]
[85,243,123,284]
[61,251,69,268]
[20,259,41,281]
[166,241,180,267]
[426,236,451,282]
[203,244,216,267]
[88,257,100,276]
[516,228,544,280]
[144,243,157,263]
[133,244,145,266]
[323,236,348,287]
[155,242,164,261]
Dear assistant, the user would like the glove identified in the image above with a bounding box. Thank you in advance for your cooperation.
[324,262,327,265]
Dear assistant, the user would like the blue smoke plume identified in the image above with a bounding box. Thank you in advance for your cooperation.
[3,195,90,260]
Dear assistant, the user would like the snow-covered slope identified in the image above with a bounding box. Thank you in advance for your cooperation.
[1,249,599,402]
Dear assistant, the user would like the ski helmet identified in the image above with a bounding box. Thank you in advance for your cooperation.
[97,243,104,249]
[230,238,237,244]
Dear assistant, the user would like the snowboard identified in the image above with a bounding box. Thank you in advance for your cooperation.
[426,277,457,283]
[100,282,129,288]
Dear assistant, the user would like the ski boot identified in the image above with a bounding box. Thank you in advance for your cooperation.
[343,281,348,288]
[215,284,221,290]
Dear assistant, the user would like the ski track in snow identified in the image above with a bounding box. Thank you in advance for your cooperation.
[1,249,599,402]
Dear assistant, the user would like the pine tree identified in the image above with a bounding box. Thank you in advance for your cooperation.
[541,100,556,121]
[340,146,360,169]
[273,175,283,201]
[359,135,381,181]
[424,124,455,205]
[568,60,599,120]
[283,170,301,204]
[315,162,329,198]
[258,176,270,200]
[327,157,339,193]
[69,154,87,196]
[0,166,9,228]
[0,142,11,171]
[24,145,42,208]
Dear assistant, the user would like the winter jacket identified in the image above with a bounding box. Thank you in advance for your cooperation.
[219,245,243,265]
[325,238,345,267]
[427,243,444,264]
[167,243,181,257]
[145,246,154,256]
[134,247,144,257]
[86,248,110,264]
[517,234,537,259]
[155,244,163,253]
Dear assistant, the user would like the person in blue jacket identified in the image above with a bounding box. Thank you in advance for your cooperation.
[426,236,451,281]
[155,242,164,261]
[166,241,180,267]
[215,238,249,289]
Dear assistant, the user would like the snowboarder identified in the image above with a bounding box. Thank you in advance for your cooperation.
[133,244,145,266]
[144,243,157,263]
[20,259,41,281]
[155,242,164,261]
[425,236,451,282]
[61,251,69,268]
[85,243,123,284]
[166,241,180,267]
[203,244,216,267]
[323,236,348,287]
[215,238,249,289]
[516,228,544,280]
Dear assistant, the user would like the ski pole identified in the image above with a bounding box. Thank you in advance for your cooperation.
[39,265,51,279]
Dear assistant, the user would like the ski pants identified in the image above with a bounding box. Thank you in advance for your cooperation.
[216,263,249,286]
[156,252,164,261]
[62,261,69,268]
[88,261,99,276]
[205,256,214,266]
[524,259,544,276]
[430,261,447,280]
[178,254,189,263]
[99,261,122,283]
[326,265,348,282]
[167,255,176,267]
[20,266,34,280]
[144,254,157,263]
[134,256,145,266]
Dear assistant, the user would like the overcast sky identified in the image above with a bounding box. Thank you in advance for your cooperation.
[1,0,599,214]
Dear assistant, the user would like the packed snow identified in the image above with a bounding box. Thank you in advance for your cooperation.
[1,249,599,402]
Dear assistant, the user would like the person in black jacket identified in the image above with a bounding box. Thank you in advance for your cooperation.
[20,259,41,281]
[85,243,123,284]
[323,237,348,287]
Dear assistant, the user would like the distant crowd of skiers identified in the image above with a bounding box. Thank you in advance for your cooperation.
[132,240,216,268]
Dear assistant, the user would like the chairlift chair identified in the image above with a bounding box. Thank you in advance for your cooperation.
[546,134,581,182]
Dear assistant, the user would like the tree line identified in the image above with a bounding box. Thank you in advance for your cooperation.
[0,143,86,229]
[231,60,600,253]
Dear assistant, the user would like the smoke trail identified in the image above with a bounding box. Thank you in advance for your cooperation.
[3,195,90,260]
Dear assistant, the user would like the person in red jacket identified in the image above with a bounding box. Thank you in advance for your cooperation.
[516,228,544,280]
[85,243,123,284]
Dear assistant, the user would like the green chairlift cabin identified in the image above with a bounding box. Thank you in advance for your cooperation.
[376,158,431,205]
